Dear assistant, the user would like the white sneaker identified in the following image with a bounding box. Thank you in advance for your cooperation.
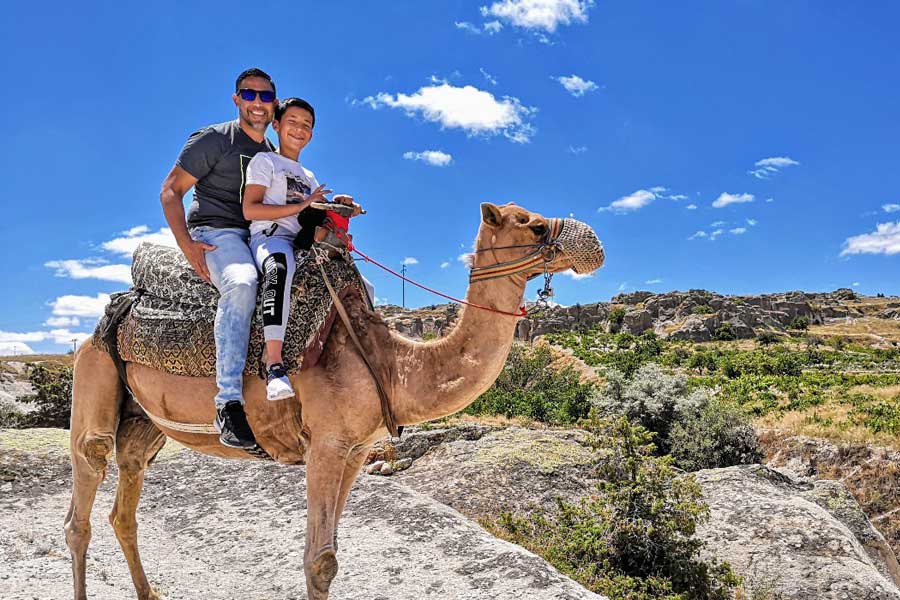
[266,364,294,401]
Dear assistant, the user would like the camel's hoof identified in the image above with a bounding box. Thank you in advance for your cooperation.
[142,587,163,600]
[310,549,338,593]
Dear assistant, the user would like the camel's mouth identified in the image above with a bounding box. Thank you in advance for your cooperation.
[549,218,605,274]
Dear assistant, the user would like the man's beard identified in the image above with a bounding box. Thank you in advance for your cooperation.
[242,109,270,131]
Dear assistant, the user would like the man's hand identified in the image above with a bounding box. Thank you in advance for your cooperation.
[181,239,216,283]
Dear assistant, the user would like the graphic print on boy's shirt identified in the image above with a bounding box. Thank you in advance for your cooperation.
[285,173,311,205]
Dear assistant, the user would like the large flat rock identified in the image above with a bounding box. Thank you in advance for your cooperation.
[0,445,605,600]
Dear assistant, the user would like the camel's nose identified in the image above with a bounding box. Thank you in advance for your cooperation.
[552,218,605,274]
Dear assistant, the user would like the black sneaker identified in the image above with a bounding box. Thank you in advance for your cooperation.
[214,401,257,449]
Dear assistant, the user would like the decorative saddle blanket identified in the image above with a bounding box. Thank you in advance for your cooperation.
[93,242,369,378]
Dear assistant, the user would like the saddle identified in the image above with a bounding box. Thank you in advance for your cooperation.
[93,242,371,379]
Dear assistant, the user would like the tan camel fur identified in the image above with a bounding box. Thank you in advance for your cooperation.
[64,202,596,600]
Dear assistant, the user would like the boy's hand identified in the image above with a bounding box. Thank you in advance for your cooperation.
[306,184,333,205]
[181,239,216,283]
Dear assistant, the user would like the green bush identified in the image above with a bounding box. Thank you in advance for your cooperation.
[789,315,810,331]
[465,344,596,425]
[0,399,25,428]
[693,305,714,315]
[490,415,740,600]
[669,398,763,471]
[714,322,736,341]
[756,331,780,345]
[593,363,706,455]
[18,364,73,428]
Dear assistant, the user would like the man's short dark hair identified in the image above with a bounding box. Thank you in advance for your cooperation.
[275,98,316,127]
[235,68,276,95]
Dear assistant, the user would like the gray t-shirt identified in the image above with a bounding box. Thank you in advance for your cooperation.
[176,120,275,230]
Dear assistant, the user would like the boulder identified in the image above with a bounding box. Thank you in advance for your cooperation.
[666,314,715,341]
[694,464,900,599]
[621,309,653,335]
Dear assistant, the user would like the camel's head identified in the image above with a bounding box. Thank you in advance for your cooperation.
[471,202,605,282]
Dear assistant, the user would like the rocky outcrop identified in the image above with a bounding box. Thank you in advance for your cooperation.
[376,289,899,343]
[695,464,900,599]
[384,426,900,600]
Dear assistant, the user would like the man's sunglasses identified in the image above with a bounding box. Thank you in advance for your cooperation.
[238,88,276,103]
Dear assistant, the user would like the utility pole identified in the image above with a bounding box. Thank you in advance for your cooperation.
[71,337,77,354]
[401,264,407,308]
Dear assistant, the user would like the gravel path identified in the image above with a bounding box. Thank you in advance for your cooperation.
[0,441,604,600]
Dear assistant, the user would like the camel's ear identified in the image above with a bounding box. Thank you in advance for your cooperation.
[481,203,503,228]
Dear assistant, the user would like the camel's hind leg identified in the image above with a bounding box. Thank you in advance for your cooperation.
[64,341,121,600]
[109,416,166,600]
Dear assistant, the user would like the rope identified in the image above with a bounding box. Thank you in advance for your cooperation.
[351,247,528,318]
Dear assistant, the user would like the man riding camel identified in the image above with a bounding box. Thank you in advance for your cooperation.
[159,67,278,450]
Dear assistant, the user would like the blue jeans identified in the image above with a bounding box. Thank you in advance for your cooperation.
[190,227,258,409]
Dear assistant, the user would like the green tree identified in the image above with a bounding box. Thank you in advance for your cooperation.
[19,364,73,428]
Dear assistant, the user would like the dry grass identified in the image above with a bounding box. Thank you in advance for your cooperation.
[847,384,900,400]
[755,403,900,450]
[0,353,74,368]
[810,317,900,343]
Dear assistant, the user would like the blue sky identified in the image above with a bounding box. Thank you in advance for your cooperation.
[2,1,899,355]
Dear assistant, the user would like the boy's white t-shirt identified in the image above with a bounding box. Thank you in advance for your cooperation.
[244,151,319,236]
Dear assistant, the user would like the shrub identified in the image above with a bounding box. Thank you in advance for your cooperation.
[756,331,780,346]
[0,399,25,428]
[490,415,740,600]
[669,398,763,471]
[789,315,810,331]
[714,322,737,341]
[608,307,627,333]
[693,305,714,315]
[18,364,73,428]
[593,363,705,455]
[465,344,596,425]
[687,351,717,374]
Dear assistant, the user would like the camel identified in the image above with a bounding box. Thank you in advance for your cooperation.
[64,202,604,600]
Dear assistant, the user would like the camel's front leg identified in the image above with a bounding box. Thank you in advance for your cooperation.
[331,446,369,552]
[304,439,351,600]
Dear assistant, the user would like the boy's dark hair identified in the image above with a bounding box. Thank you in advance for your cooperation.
[275,98,316,127]
[235,68,276,95]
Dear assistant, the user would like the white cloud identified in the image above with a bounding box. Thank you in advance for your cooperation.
[852,282,860,287]
[403,150,453,167]
[645,278,662,284]
[480,68,498,85]
[600,189,656,213]
[102,227,177,257]
[45,259,132,284]
[710,228,725,240]
[0,330,48,343]
[568,145,588,155]
[669,194,688,201]
[686,204,698,210]
[440,261,450,269]
[841,222,900,256]
[617,282,627,291]
[710,220,726,227]
[748,156,799,179]
[458,253,473,267]
[50,293,111,318]
[0,341,34,355]
[561,270,593,280]
[746,218,758,226]
[47,328,91,346]
[363,83,536,143]
[402,257,419,266]
[883,204,900,213]
[481,0,594,33]
[730,227,747,235]
[483,20,503,34]
[712,192,754,208]
[555,74,598,97]
[765,197,775,203]
[44,316,80,327]
[650,186,668,193]
[455,21,481,34]
[688,231,707,240]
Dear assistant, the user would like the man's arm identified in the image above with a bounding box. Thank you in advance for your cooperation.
[160,165,216,283]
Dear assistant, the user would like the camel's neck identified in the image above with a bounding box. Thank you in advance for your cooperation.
[390,274,526,425]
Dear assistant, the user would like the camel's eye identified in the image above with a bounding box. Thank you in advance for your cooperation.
[530,224,547,238]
